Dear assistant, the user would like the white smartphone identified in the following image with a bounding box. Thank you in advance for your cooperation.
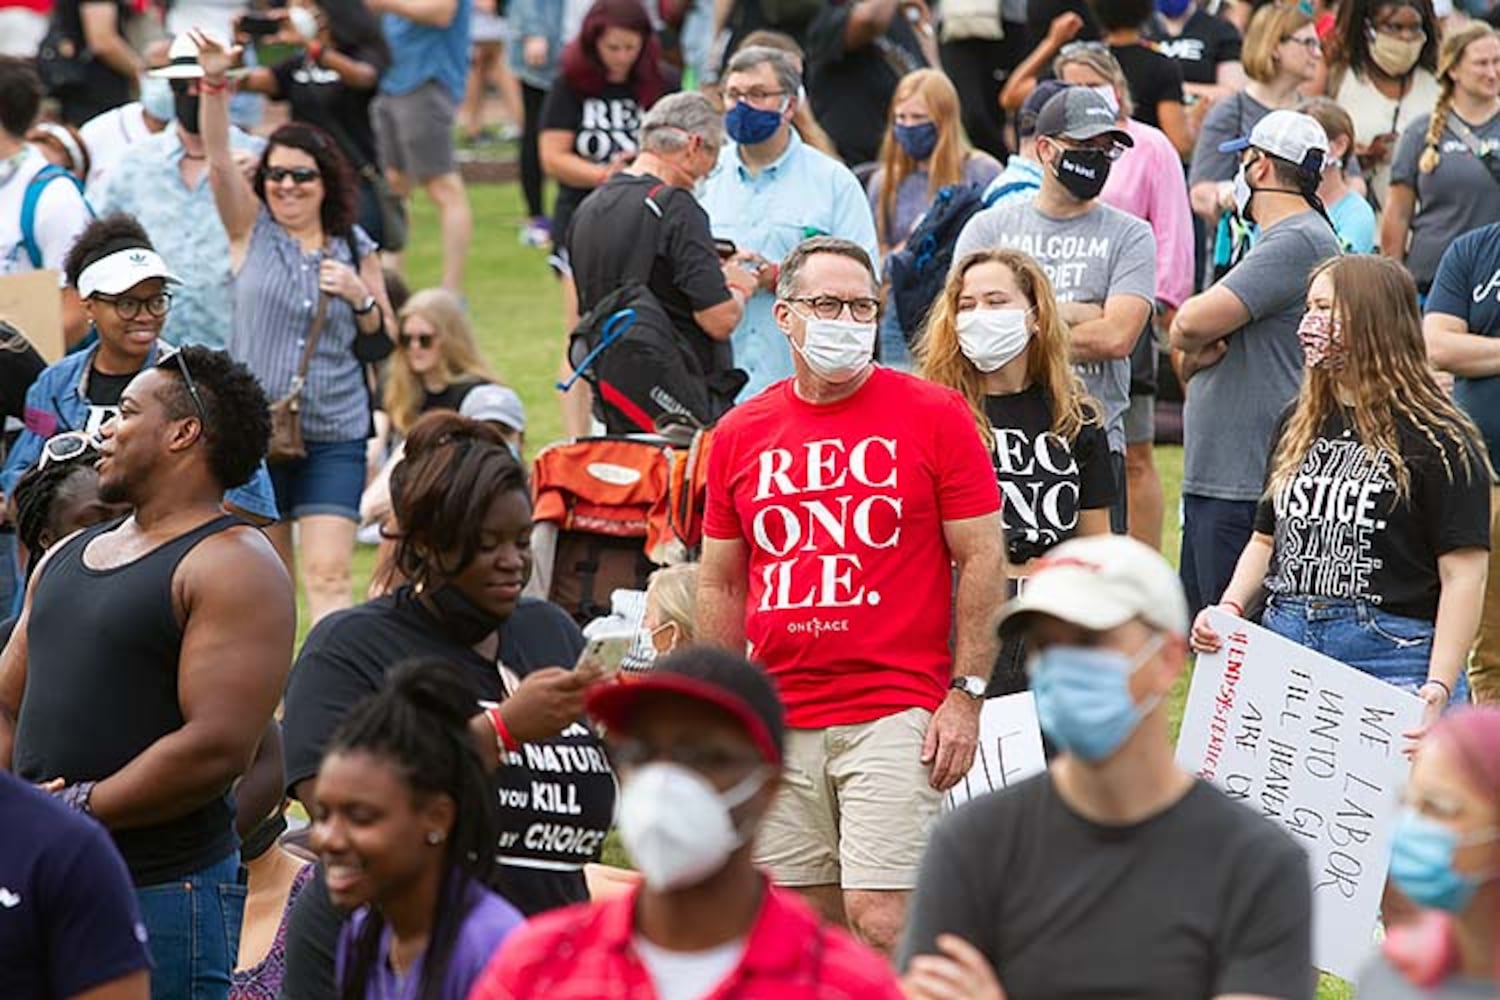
[576,633,633,680]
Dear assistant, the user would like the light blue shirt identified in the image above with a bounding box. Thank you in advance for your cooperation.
[381,0,473,102]
[1329,190,1377,254]
[981,155,1045,206]
[698,131,879,399]
[94,127,265,350]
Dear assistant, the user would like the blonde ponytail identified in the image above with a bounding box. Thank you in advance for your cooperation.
[1419,82,1453,174]
[1421,23,1500,174]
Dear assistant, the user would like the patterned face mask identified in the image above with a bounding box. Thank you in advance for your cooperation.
[1297,309,1345,370]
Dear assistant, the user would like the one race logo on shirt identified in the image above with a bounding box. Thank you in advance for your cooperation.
[1155,38,1207,63]
[1268,437,1394,601]
[574,97,641,162]
[749,436,902,625]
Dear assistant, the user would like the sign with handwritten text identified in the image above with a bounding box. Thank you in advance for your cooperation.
[1175,610,1422,980]
[945,692,1047,809]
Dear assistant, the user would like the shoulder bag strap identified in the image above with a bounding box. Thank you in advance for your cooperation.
[289,294,330,397]
[626,182,669,288]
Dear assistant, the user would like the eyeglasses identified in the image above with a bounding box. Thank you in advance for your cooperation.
[261,165,321,185]
[1055,140,1128,161]
[156,347,209,426]
[37,430,101,470]
[1372,21,1425,39]
[607,738,764,774]
[723,87,786,106]
[399,332,435,350]
[93,291,172,319]
[785,295,881,323]
[1280,34,1323,52]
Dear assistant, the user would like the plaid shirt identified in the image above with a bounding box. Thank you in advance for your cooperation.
[468,880,905,1000]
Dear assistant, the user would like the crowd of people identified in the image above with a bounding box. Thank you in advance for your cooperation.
[1,0,1499,998]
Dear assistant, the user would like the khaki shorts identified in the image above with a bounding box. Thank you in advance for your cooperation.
[752,706,942,891]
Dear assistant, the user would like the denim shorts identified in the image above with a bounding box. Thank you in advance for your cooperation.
[135,852,246,1000]
[268,438,366,522]
[1264,595,1471,703]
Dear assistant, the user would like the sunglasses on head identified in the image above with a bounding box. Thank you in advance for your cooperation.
[38,430,101,471]
[399,332,435,350]
[261,165,321,185]
[155,347,209,426]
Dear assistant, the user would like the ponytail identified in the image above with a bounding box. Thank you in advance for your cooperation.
[1420,22,1500,174]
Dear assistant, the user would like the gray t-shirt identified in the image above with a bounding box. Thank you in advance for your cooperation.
[1390,108,1500,289]
[1183,210,1341,501]
[954,199,1156,453]
[899,775,1315,1000]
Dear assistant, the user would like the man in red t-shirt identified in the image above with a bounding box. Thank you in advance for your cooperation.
[698,236,1005,954]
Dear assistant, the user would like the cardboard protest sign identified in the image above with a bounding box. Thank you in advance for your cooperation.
[946,692,1047,809]
[1175,609,1422,980]
[0,269,64,362]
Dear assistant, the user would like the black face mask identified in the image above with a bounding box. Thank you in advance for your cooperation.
[1053,147,1112,201]
[172,85,201,135]
[240,811,288,862]
[422,582,506,646]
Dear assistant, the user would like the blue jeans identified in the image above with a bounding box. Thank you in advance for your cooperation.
[1264,595,1471,703]
[135,853,247,1000]
[268,439,367,522]
[1180,494,1258,618]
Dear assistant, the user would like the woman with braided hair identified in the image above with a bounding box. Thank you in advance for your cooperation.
[1382,23,1500,296]
[310,659,523,1000]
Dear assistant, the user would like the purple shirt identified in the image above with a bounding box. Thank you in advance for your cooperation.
[336,881,524,1000]
[1101,118,1195,310]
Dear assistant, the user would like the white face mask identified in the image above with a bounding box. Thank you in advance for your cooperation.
[792,317,876,383]
[1087,84,1121,117]
[1232,160,1254,218]
[617,762,768,891]
[955,307,1031,372]
[289,5,320,41]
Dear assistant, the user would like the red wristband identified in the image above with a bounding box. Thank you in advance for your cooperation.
[307,41,323,63]
[200,77,230,95]
[486,706,520,754]
[1221,599,1244,616]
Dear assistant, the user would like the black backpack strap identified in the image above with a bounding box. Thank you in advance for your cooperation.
[624,182,669,288]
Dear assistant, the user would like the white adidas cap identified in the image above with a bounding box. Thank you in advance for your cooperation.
[997,534,1190,637]
[77,247,181,299]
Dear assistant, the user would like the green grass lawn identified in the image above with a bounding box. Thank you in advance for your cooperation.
[367,182,1353,998]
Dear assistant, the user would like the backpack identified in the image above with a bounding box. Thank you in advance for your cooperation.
[887,181,1013,347]
[21,164,92,270]
[563,183,745,433]
[530,437,674,625]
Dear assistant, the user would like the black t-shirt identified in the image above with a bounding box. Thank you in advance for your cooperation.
[1112,42,1185,130]
[53,0,135,121]
[899,775,1314,1000]
[1255,409,1492,621]
[0,324,45,425]
[568,172,734,377]
[421,378,485,415]
[540,79,644,252]
[1147,10,1244,87]
[270,52,383,169]
[984,387,1115,563]
[805,2,929,165]
[84,366,134,436]
[282,589,616,915]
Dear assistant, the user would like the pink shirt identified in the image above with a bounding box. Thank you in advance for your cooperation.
[1102,118,1195,310]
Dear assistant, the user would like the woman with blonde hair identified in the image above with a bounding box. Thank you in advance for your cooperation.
[642,562,697,657]
[868,69,1001,256]
[1192,256,1490,739]
[384,288,501,437]
[918,248,1114,695]
[1382,23,1500,296]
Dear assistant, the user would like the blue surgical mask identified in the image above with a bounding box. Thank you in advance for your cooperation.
[1157,0,1193,17]
[1389,808,1500,913]
[1030,635,1165,762]
[725,100,785,146]
[139,75,176,124]
[893,121,939,160]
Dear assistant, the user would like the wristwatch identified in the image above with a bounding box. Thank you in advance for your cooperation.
[950,676,986,700]
[353,295,378,315]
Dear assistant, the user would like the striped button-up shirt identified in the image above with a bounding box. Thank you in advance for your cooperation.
[229,210,375,442]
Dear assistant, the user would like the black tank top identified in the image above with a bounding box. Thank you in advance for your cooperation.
[14,514,244,886]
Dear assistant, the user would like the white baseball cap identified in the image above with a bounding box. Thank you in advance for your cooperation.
[997,534,1190,637]
[77,246,181,299]
[1218,109,1329,175]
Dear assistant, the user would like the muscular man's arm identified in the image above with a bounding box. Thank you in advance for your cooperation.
[86,530,295,828]
[697,536,749,651]
[944,512,1004,682]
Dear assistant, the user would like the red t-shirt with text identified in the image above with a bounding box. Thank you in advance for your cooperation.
[703,368,1001,728]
